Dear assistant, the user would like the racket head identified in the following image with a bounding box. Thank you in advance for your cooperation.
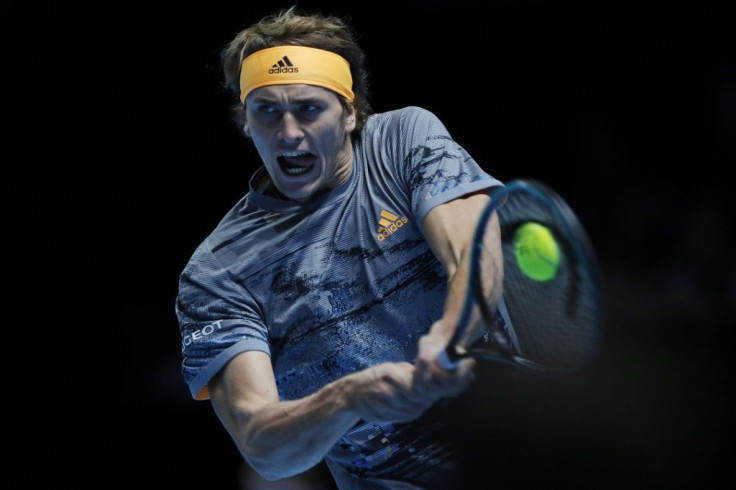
[441,179,604,376]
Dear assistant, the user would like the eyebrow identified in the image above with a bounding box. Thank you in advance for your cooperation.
[251,95,326,105]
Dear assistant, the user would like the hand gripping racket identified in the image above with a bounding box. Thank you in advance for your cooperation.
[437,179,604,375]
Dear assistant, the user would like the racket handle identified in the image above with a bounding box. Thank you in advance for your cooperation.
[436,349,459,370]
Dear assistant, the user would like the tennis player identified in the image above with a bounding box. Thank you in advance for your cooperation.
[175,6,507,488]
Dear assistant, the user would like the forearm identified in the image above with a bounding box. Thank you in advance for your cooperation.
[439,239,473,329]
[443,225,503,353]
[216,378,359,480]
[423,193,503,348]
[212,357,437,480]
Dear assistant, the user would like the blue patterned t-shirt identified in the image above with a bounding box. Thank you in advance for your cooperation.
[176,106,504,487]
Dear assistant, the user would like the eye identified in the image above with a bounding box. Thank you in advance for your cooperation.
[257,104,277,114]
[297,103,325,121]
[300,104,319,113]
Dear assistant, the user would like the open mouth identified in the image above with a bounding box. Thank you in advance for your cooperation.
[277,151,317,176]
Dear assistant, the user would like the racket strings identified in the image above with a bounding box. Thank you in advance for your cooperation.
[445,179,602,375]
[494,186,602,372]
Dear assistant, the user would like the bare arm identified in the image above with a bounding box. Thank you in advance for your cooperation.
[209,350,460,480]
[415,191,503,371]
[209,351,353,480]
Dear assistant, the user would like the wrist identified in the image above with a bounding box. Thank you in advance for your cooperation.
[324,374,359,419]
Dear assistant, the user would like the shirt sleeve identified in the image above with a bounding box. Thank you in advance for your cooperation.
[394,106,503,226]
[175,240,270,400]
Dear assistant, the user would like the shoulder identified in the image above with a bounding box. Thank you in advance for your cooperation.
[367,106,440,126]
[180,195,254,270]
[363,106,449,142]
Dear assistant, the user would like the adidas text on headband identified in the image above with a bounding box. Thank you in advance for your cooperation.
[239,46,355,103]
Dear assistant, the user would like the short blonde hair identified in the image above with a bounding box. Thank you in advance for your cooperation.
[221,6,373,134]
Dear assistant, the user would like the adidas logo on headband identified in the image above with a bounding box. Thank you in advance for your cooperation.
[269,55,299,74]
[240,46,355,102]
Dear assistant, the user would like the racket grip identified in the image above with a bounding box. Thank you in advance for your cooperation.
[436,349,459,371]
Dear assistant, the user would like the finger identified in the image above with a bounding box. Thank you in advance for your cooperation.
[413,355,477,400]
[415,333,448,373]
[444,358,476,396]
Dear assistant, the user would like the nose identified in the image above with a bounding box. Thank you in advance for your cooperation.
[277,112,304,144]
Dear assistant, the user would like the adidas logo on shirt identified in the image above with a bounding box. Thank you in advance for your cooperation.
[376,210,408,242]
[268,55,299,74]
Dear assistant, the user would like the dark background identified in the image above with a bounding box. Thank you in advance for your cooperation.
[4,0,734,488]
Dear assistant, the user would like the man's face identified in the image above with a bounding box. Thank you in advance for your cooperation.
[244,84,356,202]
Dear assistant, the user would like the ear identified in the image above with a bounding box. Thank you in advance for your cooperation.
[242,123,251,137]
[345,107,356,133]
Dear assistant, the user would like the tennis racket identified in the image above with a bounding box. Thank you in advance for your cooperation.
[437,179,603,375]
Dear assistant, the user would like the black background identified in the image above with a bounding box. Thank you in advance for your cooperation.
[4,0,734,488]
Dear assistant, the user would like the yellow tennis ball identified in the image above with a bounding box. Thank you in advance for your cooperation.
[513,222,560,281]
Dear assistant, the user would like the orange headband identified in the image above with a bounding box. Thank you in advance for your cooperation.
[239,46,354,103]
